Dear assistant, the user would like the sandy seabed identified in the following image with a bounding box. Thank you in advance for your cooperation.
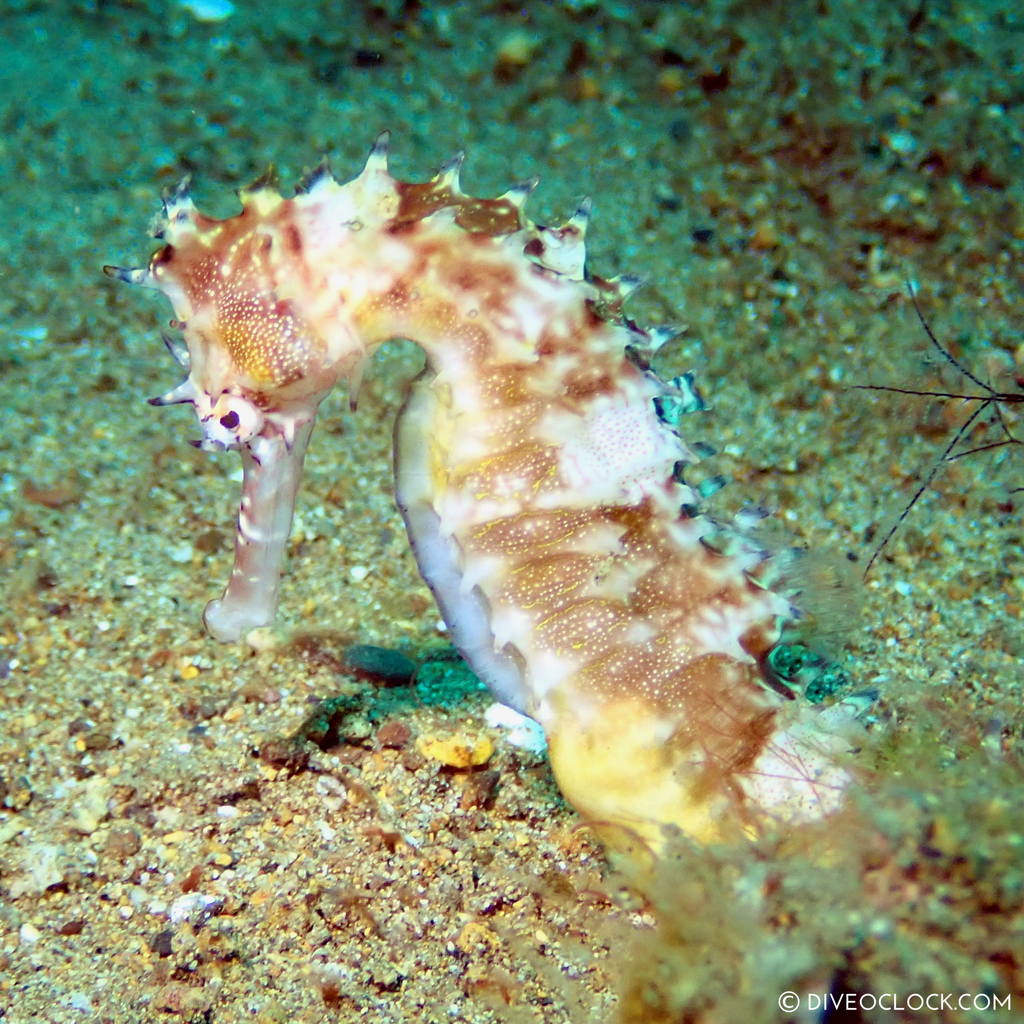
[1,3,1022,1022]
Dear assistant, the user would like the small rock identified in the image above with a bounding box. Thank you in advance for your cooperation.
[239,680,282,704]
[484,703,547,754]
[168,892,221,925]
[376,720,411,749]
[193,529,224,554]
[344,644,416,685]
[748,220,779,250]
[153,981,211,1015]
[105,826,142,859]
[83,730,117,752]
[23,478,80,509]
[459,769,500,810]
[71,776,112,834]
[8,843,63,896]
[416,734,493,769]
[180,865,202,893]
[258,739,309,774]
[1,774,33,811]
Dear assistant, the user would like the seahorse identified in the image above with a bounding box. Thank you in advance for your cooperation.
[107,135,860,852]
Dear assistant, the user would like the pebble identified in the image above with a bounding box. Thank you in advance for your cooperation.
[105,826,142,859]
[168,892,221,925]
[344,644,416,685]
[485,703,547,754]
[748,220,779,250]
[459,769,500,810]
[376,720,411,749]
[2,774,33,811]
[71,776,112,834]
[416,734,494,769]
[167,543,193,564]
[149,929,174,957]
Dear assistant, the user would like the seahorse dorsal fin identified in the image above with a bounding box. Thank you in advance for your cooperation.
[237,165,279,202]
[566,196,592,237]
[435,151,465,194]
[161,176,194,223]
[295,155,333,195]
[500,176,539,211]
[362,131,391,177]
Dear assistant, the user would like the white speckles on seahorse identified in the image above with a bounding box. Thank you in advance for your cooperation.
[107,134,864,853]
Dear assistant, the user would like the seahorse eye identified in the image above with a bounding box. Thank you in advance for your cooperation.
[197,393,265,450]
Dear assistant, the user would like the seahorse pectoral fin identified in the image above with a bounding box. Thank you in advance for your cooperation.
[203,416,316,642]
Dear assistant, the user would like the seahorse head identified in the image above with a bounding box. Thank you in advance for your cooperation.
[107,163,388,452]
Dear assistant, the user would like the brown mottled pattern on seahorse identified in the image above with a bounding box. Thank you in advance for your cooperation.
[109,136,861,855]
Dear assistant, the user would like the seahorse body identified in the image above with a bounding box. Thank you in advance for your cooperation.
[108,136,857,850]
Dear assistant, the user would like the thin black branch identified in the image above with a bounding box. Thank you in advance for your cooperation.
[852,283,1022,578]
